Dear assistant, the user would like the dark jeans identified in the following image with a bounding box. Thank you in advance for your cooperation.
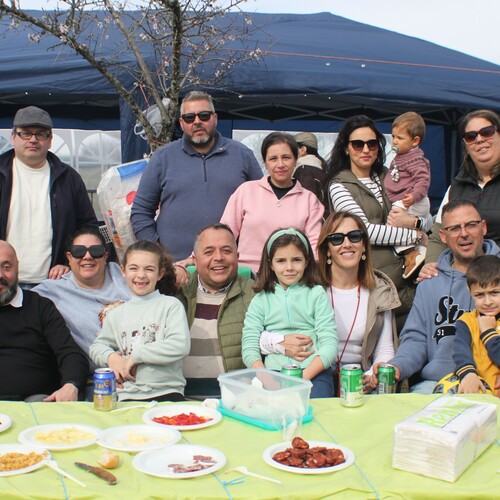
[310,367,334,398]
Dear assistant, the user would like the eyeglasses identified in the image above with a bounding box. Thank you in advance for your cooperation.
[462,125,497,145]
[348,139,379,151]
[180,111,214,124]
[15,130,51,141]
[70,244,106,259]
[441,220,482,237]
[326,230,365,246]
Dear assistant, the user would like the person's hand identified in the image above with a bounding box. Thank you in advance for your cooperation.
[279,334,314,361]
[173,265,190,288]
[177,255,195,268]
[362,373,377,394]
[43,383,78,402]
[402,193,415,209]
[371,362,400,388]
[123,356,137,380]
[458,372,486,394]
[419,231,429,247]
[416,262,438,283]
[478,314,497,333]
[108,352,136,383]
[48,265,70,280]
[387,206,417,228]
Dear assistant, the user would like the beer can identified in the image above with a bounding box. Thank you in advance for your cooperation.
[93,368,117,411]
[280,364,303,378]
[340,364,363,407]
[377,364,396,394]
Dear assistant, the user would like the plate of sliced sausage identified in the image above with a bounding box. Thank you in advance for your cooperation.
[263,437,355,474]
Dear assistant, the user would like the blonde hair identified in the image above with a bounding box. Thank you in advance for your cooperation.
[393,111,426,141]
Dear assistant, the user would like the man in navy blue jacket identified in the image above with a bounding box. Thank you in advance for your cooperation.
[0,106,97,287]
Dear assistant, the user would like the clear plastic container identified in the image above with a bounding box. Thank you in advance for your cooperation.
[217,368,312,430]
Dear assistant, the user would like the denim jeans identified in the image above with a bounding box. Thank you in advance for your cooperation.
[409,380,437,394]
[310,367,334,398]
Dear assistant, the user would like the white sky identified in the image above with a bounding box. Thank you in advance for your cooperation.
[244,0,500,65]
[14,0,500,65]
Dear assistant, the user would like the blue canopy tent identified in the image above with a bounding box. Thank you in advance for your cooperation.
[1,11,499,206]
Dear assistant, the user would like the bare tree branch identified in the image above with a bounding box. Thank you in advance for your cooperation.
[0,0,269,150]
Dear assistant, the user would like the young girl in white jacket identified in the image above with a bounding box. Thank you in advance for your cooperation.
[90,241,190,402]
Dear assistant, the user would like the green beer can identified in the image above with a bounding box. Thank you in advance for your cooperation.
[377,364,396,394]
[340,364,363,407]
[281,364,303,378]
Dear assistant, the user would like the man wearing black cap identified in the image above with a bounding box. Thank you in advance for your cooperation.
[0,106,97,288]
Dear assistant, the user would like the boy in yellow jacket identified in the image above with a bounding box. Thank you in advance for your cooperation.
[454,255,500,397]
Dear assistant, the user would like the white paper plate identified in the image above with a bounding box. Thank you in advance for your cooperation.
[133,444,226,479]
[0,444,50,476]
[0,414,12,433]
[18,423,100,450]
[143,404,222,430]
[263,441,355,475]
[98,424,181,452]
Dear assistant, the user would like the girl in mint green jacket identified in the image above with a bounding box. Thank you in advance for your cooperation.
[242,228,338,398]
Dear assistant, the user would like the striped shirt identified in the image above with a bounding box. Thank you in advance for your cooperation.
[329,175,417,247]
[182,289,225,380]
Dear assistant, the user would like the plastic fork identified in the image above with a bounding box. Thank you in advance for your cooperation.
[225,466,281,484]
[44,460,86,487]
[110,400,158,413]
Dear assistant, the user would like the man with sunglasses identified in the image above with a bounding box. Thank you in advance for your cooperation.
[372,200,500,393]
[0,106,98,289]
[131,91,262,261]
[0,240,88,401]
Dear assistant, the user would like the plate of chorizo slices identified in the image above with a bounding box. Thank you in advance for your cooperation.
[263,437,355,474]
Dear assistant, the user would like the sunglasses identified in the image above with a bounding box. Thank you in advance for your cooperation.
[180,111,214,124]
[70,244,106,259]
[326,230,365,246]
[462,125,497,145]
[349,139,379,151]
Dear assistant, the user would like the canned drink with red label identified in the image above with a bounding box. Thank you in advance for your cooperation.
[340,364,363,407]
[93,368,117,411]
[377,364,396,394]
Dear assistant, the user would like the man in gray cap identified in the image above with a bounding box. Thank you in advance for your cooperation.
[0,106,98,288]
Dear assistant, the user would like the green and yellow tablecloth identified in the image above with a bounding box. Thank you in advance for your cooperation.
[0,394,499,499]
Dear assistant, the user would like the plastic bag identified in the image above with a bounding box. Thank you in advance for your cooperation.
[97,159,149,262]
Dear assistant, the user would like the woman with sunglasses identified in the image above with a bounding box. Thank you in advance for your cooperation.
[324,115,424,325]
[33,226,131,397]
[317,212,400,394]
[221,132,324,271]
[423,110,500,275]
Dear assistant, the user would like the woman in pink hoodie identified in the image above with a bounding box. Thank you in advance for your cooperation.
[221,132,324,272]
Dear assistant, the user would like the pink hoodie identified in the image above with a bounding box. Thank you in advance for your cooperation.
[221,176,324,271]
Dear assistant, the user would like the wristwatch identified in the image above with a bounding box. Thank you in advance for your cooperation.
[414,217,422,229]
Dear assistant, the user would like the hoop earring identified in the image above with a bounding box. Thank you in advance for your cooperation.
[327,253,332,265]
[361,253,366,261]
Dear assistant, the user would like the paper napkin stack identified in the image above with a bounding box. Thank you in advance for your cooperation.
[393,396,497,482]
